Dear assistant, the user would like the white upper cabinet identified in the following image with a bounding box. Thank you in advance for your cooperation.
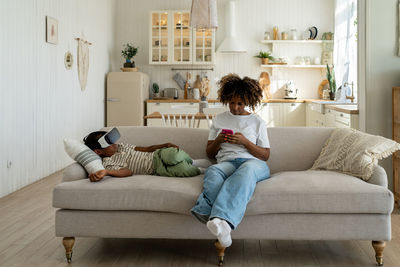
[172,11,191,64]
[150,12,169,64]
[193,28,215,64]
[149,11,215,65]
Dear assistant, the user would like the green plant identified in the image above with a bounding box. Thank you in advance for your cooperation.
[121,43,138,61]
[326,64,336,93]
[254,50,274,60]
[152,83,159,94]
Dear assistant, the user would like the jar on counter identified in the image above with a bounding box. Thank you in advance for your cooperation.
[281,31,288,40]
[290,29,298,40]
[264,31,271,40]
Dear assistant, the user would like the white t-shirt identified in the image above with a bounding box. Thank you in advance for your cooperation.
[208,111,270,163]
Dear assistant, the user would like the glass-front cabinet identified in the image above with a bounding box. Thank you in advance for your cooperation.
[173,11,191,63]
[193,28,214,64]
[149,10,215,65]
[151,12,169,64]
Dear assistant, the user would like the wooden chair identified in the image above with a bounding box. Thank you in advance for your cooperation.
[161,113,201,128]
[202,107,228,128]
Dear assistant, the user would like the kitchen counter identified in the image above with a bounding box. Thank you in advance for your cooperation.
[146,99,359,114]
[147,98,325,103]
[325,104,359,114]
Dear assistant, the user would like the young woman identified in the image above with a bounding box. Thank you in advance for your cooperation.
[191,74,270,247]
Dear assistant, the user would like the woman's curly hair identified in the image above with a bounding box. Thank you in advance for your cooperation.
[217,73,263,111]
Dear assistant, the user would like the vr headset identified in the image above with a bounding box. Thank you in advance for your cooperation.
[98,128,121,148]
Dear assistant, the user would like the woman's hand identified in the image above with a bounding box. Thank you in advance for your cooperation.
[89,169,107,182]
[226,132,249,146]
[215,132,227,144]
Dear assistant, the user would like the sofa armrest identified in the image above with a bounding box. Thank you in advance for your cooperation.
[367,164,388,188]
[62,163,88,182]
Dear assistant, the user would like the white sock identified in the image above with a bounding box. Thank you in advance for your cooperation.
[206,218,232,247]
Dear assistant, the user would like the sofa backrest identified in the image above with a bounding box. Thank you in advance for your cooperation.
[106,126,334,174]
[267,127,333,173]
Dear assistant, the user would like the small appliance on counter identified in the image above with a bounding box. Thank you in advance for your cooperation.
[162,88,178,99]
[284,81,299,99]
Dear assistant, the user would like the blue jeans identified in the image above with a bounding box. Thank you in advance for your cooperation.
[191,158,270,229]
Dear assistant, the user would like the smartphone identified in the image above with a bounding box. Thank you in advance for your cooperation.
[221,129,233,135]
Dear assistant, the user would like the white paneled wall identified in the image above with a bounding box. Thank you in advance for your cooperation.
[113,0,334,100]
[0,0,116,198]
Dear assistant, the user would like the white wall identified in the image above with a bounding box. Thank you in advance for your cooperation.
[362,0,400,189]
[113,0,334,99]
[0,0,116,198]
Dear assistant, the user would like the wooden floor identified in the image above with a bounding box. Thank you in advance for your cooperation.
[1,171,400,267]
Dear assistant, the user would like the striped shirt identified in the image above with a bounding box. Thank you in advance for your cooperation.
[102,143,154,175]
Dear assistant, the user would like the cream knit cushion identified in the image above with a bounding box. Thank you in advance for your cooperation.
[311,128,400,181]
[64,138,104,175]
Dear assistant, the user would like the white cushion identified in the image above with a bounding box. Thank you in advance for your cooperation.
[64,138,104,174]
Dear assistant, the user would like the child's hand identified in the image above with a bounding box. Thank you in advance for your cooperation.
[167,143,179,149]
[89,169,107,182]
[226,132,249,146]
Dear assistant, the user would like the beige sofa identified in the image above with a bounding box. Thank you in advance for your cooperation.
[53,126,394,266]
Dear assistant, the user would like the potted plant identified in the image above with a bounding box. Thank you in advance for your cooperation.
[255,51,274,65]
[121,43,138,68]
[152,83,160,98]
[326,64,336,100]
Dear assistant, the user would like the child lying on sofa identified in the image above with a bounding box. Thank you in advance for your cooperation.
[83,130,201,182]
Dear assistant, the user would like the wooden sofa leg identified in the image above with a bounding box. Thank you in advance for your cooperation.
[62,237,75,263]
[215,240,226,266]
[372,241,386,266]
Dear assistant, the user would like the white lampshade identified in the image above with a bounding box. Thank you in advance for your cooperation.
[190,0,218,29]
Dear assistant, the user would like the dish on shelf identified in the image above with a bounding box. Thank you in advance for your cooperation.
[309,26,318,40]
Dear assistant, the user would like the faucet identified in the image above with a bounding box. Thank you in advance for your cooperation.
[344,82,355,103]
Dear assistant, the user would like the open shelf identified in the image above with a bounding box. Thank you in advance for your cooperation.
[260,40,333,44]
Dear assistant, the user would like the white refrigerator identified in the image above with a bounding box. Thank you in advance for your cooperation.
[106,72,149,126]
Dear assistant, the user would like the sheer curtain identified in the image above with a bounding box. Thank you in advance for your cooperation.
[334,0,357,102]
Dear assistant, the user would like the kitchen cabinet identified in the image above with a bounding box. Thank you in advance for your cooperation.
[149,11,215,65]
[282,103,306,126]
[325,108,336,127]
[193,28,215,64]
[150,11,170,64]
[306,104,359,129]
[256,103,284,127]
[306,103,326,127]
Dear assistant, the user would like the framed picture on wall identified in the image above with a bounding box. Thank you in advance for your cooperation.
[46,16,58,44]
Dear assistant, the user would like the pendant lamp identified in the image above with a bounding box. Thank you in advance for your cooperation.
[190,0,218,29]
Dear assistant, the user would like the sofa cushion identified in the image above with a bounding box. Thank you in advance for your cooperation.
[311,128,400,181]
[53,170,393,215]
[248,170,393,215]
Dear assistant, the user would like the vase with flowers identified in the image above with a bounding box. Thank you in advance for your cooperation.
[121,43,138,68]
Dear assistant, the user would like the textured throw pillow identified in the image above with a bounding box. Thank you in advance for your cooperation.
[311,128,400,181]
[63,138,105,174]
